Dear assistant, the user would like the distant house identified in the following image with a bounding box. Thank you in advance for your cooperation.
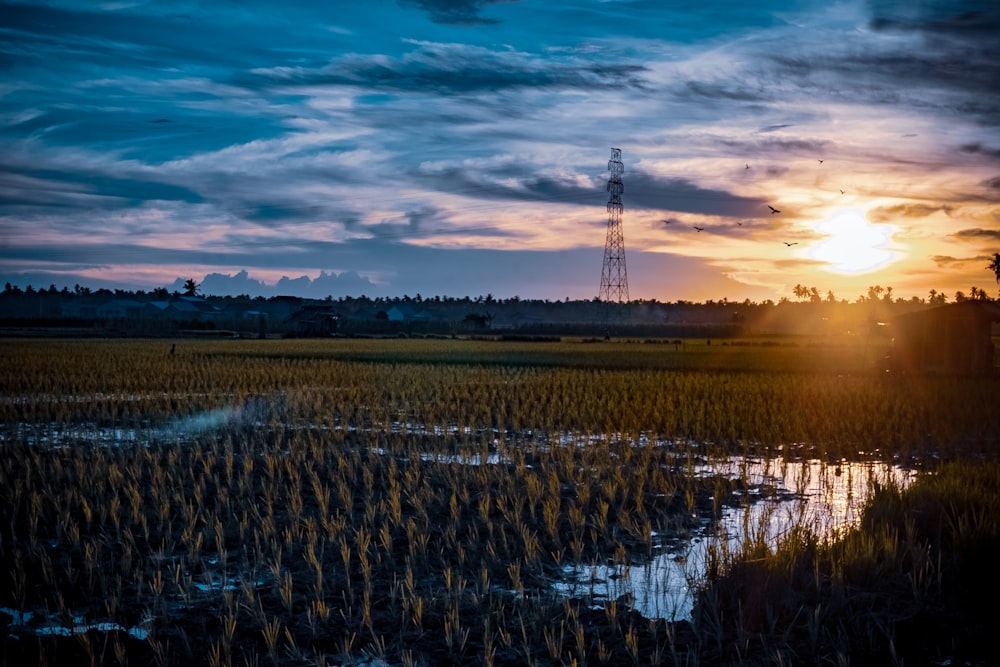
[144,298,219,321]
[287,306,339,337]
[889,300,1000,374]
[97,299,145,320]
[177,296,223,320]
[145,300,194,319]
[265,296,305,322]
[61,300,99,319]
[386,304,432,322]
[462,313,492,330]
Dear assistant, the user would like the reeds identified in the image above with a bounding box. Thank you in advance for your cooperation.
[693,461,1000,665]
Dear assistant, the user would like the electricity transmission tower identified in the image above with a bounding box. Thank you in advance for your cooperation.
[599,147,629,304]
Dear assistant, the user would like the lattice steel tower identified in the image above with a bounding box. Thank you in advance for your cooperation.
[599,147,629,303]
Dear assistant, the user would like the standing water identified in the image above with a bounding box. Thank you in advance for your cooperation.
[552,457,914,621]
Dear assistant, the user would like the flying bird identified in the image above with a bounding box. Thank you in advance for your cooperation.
[661,219,673,224]
[840,189,845,194]
[693,226,704,232]
[768,205,780,214]
[745,163,750,170]
[818,159,824,164]
[784,241,798,247]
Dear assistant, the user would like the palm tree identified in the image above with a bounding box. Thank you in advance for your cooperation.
[183,278,200,297]
[988,252,1000,284]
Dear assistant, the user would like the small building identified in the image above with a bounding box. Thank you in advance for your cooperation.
[462,313,492,330]
[386,304,432,322]
[61,299,99,319]
[889,300,1000,375]
[287,306,340,337]
[97,299,145,320]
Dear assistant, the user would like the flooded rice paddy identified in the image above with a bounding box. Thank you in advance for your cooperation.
[1,396,914,631]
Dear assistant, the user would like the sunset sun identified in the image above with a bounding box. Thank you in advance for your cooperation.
[806,208,899,275]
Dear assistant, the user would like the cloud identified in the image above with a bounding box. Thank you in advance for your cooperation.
[249,41,649,94]
[190,269,379,298]
[758,124,794,133]
[397,0,517,25]
[960,143,1000,159]
[0,2,256,71]
[931,253,998,271]
[681,80,771,103]
[869,203,952,221]
[868,0,1000,34]
[624,172,767,218]
[408,158,766,220]
[952,228,1000,241]
[0,166,203,209]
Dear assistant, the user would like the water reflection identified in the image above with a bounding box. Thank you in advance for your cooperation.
[552,457,915,621]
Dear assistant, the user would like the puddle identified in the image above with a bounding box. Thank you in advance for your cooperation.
[0,607,150,640]
[552,457,914,621]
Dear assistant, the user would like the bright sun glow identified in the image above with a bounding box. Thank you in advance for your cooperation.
[806,208,899,274]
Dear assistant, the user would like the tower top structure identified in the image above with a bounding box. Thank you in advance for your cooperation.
[598,147,628,303]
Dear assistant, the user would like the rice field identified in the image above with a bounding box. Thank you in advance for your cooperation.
[1,337,998,666]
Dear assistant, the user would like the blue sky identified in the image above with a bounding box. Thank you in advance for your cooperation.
[1,0,998,301]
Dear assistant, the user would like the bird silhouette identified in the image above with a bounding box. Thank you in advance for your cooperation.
[693,226,704,232]
[661,219,673,224]
[768,205,780,214]
[840,189,845,195]
[745,163,750,170]
[818,159,824,164]
[737,221,743,226]
[784,242,798,247]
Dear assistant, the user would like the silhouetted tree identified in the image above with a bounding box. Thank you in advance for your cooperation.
[183,278,199,297]
[988,252,1000,284]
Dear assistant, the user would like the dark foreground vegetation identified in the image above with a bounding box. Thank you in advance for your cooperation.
[1,338,998,666]
[696,462,1000,665]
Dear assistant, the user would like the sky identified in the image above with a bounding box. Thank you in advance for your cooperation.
[1,0,998,303]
